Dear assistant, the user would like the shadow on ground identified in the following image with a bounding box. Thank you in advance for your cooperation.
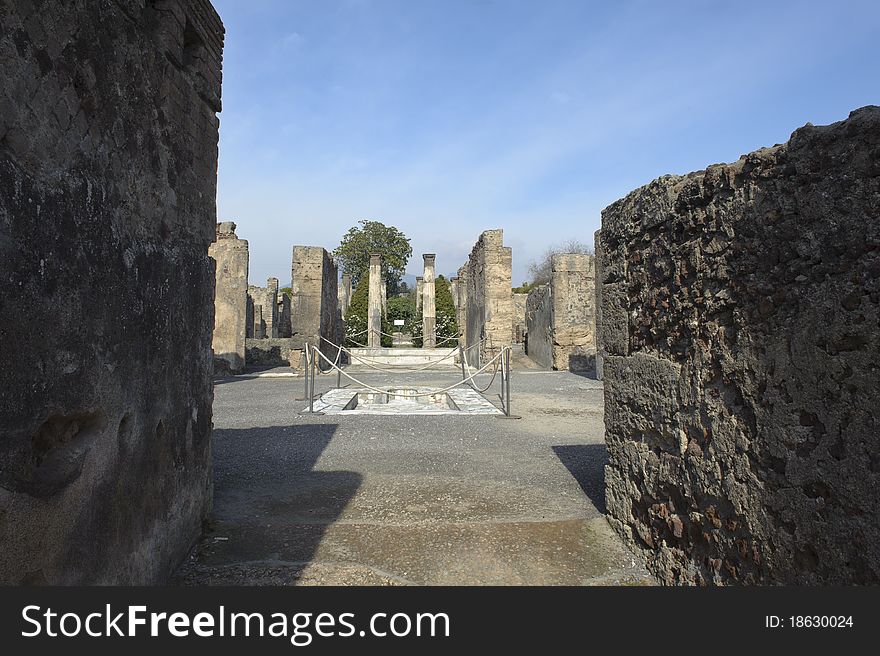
[553,444,607,514]
[173,424,361,585]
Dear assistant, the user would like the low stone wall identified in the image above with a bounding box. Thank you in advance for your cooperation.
[601,107,880,585]
[245,338,305,370]
[0,0,224,583]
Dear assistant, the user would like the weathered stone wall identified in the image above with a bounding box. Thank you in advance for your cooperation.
[0,0,224,584]
[594,230,605,380]
[278,291,292,338]
[512,292,528,343]
[455,265,468,347]
[209,221,247,374]
[601,107,880,585]
[524,254,596,371]
[462,230,513,363]
[550,253,596,371]
[246,284,266,338]
[291,245,340,361]
[245,337,304,370]
[524,285,552,367]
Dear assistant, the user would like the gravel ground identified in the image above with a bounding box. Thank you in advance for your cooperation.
[173,357,653,586]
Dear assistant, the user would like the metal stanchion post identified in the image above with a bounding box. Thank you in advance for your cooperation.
[499,349,506,407]
[505,348,511,417]
[303,344,309,402]
[309,346,316,413]
[459,345,466,382]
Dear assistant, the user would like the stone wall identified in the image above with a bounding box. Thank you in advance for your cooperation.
[601,107,880,585]
[460,230,513,363]
[209,221,247,374]
[594,230,605,380]
[524,285,551,367]
[0,0,224,583]
[245,338,304,370]
[512,292,528,343]
[291,245,340,362]
[524,254,596,371]
[550,253,596,371]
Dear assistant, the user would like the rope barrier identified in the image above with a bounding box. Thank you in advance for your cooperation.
[309,343,509,399]
[322,335,491,374]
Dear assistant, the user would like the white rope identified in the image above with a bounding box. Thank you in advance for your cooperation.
[461,343,502,393]
[310,344,509,398]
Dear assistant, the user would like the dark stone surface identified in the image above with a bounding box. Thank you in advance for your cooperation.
[601,107,880,585]
[0,0,224,583]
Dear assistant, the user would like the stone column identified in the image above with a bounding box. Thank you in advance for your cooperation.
[422,254,436,348]
[368,253,382,347]
[209,222,249,373]
[416,276,423,311]
[340,273,352,318]
[450,277,459,309]
[265,277,279,338]
[381,279,387,315]
[456,264,468,348]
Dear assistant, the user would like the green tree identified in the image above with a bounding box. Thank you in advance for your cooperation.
[333,220,412,294]
[387,295,415,325]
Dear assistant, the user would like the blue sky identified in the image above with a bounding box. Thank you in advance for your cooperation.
[212,0,879,286]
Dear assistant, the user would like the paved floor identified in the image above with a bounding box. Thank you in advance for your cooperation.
[173,358,653,585]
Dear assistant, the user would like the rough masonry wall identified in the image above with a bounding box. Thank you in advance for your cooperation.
[512,292,528,343]
[601,107,880,585]
[549,253,596,371]
[209,221,247,374]
[525,285,552,368]
[0,0,224,583]
[291,246,340,362]
[462,230,513,363]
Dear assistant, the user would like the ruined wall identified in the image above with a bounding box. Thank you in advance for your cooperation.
[524,255,596,371]
[291,246,340,361]
[462,230,513,363]
[245,338,304,370]
[594,230,605,380]
[512,292,528,343]
[209,221,247,374]
[601,107,880,585]
[246,285,266,339]
[0,0,224,583]
[550,253,596,371]
[278,292,292,338]
[524,285,552,368]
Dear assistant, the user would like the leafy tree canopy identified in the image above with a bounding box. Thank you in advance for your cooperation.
[333,220,412,295]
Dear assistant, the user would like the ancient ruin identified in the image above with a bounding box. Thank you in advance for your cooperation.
[421,254,437,348]
[368,253,383,348]
[525,253,596,371]
[0,0,224,583]
[2,0,876,596]
[601,107,880,585]
[210,222,249,374]
[457,229,513,363]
